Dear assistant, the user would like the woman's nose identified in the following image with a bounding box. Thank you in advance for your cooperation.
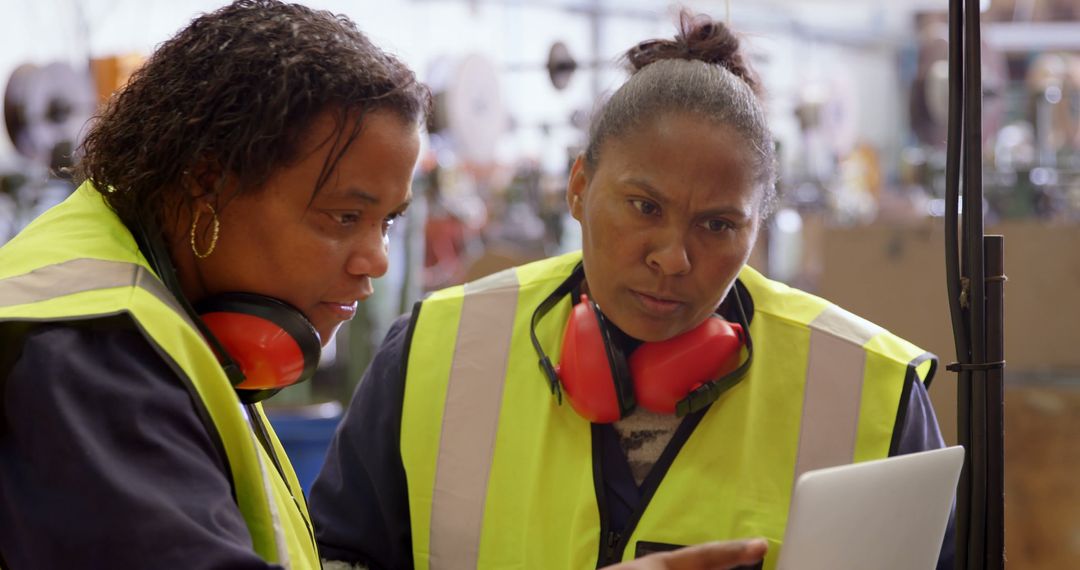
[645,231,691,276]
[346,227,390,278]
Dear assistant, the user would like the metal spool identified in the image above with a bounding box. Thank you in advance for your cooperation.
[1026,52,1080,154]
[3,62,96,166]
[546,41,578,91]
[910,22,1006,148]
[428,54,507,165]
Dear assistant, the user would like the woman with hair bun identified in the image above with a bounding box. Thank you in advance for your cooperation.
[312,12,950,570]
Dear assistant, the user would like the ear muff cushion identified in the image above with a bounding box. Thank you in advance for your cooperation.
[629,318,744,414]
[557,295,623,423]
[196,293,321,391]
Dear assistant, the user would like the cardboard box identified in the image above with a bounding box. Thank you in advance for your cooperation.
[817,220,1080,445]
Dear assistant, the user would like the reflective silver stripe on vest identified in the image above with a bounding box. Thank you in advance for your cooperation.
[429,268,520,570]
[0,257,195,329]
[246,416,292,568]
[793,305,884,480]
[5,258,292,563]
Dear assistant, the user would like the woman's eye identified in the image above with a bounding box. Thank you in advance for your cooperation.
[702,219,734,233]
[382,212,404,235]
[630,199,659,216]
[333,212,361,226]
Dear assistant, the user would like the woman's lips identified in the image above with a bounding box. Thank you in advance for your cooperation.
[320,301,359,321]
[630,289,685,317]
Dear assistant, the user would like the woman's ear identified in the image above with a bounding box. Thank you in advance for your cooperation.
[186,158,229,199]
[567,155,588,221]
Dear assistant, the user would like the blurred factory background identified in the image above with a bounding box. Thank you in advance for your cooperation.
[2,1,1078,566]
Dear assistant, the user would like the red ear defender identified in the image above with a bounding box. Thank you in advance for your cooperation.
[131,222,321,403]
[554,294,745,422]
[556,295,629,424]
[628,319,744,414]
[196,293,322,400]
[530,266,753,422]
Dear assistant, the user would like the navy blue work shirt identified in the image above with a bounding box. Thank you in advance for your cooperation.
[0,317,284,569]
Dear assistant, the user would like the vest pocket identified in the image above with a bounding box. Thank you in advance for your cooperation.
[633,541,763,570]
[634,541,683,556]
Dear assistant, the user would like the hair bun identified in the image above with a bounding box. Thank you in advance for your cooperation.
[624,10,760,96]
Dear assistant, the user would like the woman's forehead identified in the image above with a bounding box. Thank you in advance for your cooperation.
[602,112,752,159]
[603,116,753,175]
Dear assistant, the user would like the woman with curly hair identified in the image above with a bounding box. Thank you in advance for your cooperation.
[0,1,426,568]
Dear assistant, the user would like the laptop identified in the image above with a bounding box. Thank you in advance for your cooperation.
[775,446,964,570]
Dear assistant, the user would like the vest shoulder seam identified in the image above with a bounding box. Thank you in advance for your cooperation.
[753,305,925,365]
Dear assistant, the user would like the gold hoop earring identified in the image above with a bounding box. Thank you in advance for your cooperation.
[190,204,220,259]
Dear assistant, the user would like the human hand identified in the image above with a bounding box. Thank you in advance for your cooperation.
[601,539,768,570]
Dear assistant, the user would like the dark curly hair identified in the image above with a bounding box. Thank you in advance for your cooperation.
[77,0,430,232]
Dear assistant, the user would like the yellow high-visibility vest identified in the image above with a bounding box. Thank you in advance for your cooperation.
[0,183,320,569]
[400,251,934,569]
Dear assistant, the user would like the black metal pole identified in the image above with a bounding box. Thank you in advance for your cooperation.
[947,2,1006,568]
[984,235,1006,569]
[945,1,970,568]
[962,0,988,567]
